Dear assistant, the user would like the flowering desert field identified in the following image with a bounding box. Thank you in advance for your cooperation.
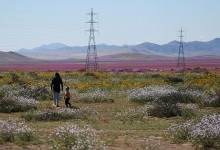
[1,0,220,149]
[0,68,220,150]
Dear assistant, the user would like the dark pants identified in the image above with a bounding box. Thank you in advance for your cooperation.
[65,98,71,108]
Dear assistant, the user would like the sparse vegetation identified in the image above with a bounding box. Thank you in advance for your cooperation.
[167,113,220,148]
[22,107,96,121]
[0,69,219,149]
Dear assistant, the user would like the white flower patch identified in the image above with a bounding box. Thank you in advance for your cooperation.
[128,85,177,103]
[78,90,110,103]
[128,85,211,104]
[15,96,38,106]
[0,118,34,142]
[50,124,106,150]
[0,89,38,113]
[167,113,220,147]
[190,113,220,140]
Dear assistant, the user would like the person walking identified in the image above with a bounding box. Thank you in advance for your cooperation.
[64,87,71,108]
[51,72,63,107]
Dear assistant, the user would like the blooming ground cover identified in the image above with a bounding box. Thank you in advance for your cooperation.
[0,118,34,142]
[49,124,106,149]
[167,113,220,148]
[0,69,220,149]
[0,85,38,113]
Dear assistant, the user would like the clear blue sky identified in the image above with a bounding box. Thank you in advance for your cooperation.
[0,0,220,51]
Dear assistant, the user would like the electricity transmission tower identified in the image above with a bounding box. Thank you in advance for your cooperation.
[177,27,186,68]
[85,8,99,70]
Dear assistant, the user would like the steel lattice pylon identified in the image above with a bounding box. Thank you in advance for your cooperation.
[177,27,186,68]
[85,8,99,71]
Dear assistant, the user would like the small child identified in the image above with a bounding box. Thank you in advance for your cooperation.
[64,87,71,108]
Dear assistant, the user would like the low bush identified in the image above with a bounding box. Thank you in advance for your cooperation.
[128,86,201,118]
[17,86,52,101]
[128,85,177,103]
[49,124,106,150]
[0,89,38,113]
[201,90,220,107]
[166,121,192,143]
[128,85,209,104]
[0,118,34,142]
[178,104,197,119]
[147,94,182,118]
[176,86,208,104]
[150,74,161,78]
[165,76,184,84]
[78,90,111,103]
[167,113,220,148]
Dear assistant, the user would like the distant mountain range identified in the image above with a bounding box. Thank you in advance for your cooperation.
[0,51,41,63]
[1,38,220,63]
[0,51,83,64]
[16,38,220,60]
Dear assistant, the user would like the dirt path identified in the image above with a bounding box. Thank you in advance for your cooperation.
[107,136,195,150]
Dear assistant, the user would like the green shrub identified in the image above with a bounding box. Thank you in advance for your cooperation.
[17,131,34,141]
[179,104,197,119]
[176,86,207,104]
[166,121,192,143]
[201,90,220,107]
[165,76,184,84]
[147,95,181,118]
[150,74,161,78]
[0,131,14,142]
